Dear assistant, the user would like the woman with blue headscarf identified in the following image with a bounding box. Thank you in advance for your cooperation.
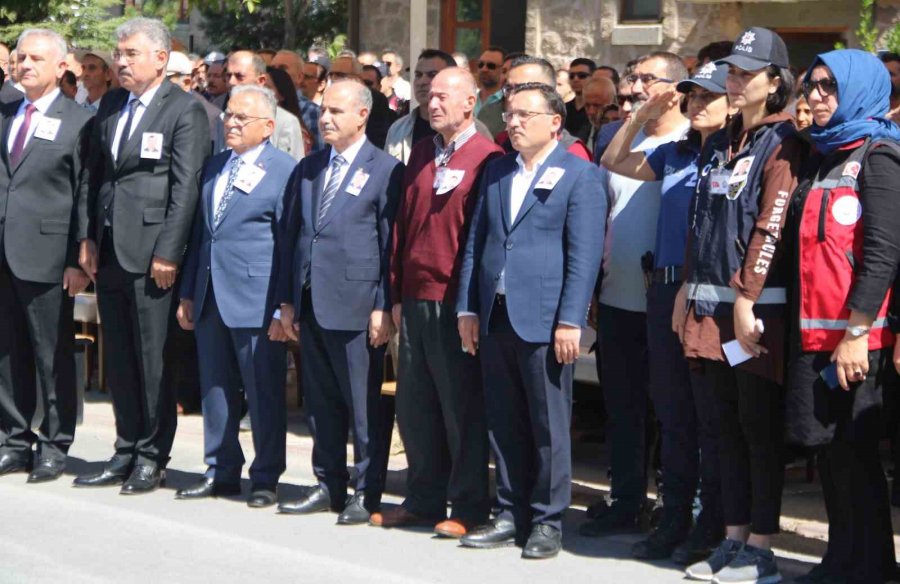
[787,49,900,583]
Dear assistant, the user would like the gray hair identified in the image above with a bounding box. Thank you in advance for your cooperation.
[230,84,277,120]
[438,66,478,98]
[229,50,267,77]
[16,29,67,62]
[116,17,171,52]
[331,78,373,112]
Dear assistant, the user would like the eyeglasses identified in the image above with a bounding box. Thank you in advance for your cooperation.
[112,49,154,63]
[223,111,269,126]
[625,73,674,87]
[802,77,838,98]
[478,61,499,71]
[569,72,591,80]
[501,110,554,123]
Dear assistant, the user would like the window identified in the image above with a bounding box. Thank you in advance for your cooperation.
[621,0,661,22]
[440,0,492,58]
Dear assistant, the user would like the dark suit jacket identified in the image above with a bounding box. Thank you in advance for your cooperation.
[276,138,403,331]
[0,92,92,283]
[85,78,210,273]
[456,143,606,344]
[0,82,23,105]
[180,142,296,329]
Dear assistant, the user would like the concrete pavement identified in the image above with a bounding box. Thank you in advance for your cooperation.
[0,395,832,584]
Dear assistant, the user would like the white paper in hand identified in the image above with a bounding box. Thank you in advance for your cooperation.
[721,319,765,367]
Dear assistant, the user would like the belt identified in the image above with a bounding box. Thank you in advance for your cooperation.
[650,266,683,285]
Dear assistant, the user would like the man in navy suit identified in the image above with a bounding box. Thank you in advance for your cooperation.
[456,82,605,558]
[275,78,403,525]
[174,85,295,508]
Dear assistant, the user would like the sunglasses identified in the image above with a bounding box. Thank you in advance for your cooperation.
[478,61,499,71]
[625,73,673,86]
[802,77,838,98]
[383,61,393,68]
[568,72,591,80]
[362,79,376,88]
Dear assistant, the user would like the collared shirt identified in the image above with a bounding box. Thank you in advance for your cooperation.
[475,89,502,116]
[111,82,162,161]
[325,134,367,191]
[212,142,267,212]
[297,92,322,151]
[82,100,100,114]
[433,122,477,166]
[7,88,60,153]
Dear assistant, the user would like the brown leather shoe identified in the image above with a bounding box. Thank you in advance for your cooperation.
[369,506,437,528]
[434,518,475,538]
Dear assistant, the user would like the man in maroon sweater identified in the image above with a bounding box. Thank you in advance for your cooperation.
[369,67,502,537]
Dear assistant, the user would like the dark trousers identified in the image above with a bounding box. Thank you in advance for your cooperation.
[96,241,176,468]
[598,303,649,513]
[706,360,784,534]
[194,286,287,486]
[480,298,573,532]
[646,284,722,518]
[0,261,76,461]
[396,299,489,522]
[299,290,386,508]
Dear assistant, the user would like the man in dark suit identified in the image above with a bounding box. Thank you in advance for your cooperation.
[175,85,294,508]
[0,29,92,482]
[275,78,402,524]
[456,82,605,558]
[74,17,209,494]
[0,45,24,105]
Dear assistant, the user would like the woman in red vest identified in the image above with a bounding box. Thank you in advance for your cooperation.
[787,49,900,584]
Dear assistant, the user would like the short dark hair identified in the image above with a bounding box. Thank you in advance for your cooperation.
[623,58,641,78]
[880,51,900,65]
[506,82,566,125]
[765,65,795,114]
[60,70,76,87]
[504,51,527,64]
[569,57,597,72]
[595,65,620,85]
[361,63,383,83]
[509,55,556,86]
[697,41,733,65]
[417,48,456,69]
[484,45,507,59]
[638,51,689,83]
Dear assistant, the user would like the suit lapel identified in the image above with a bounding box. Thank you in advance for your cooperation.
[310,149,329,227]
[105,90,128,162]
[0,100,17,176]
[117,80,172,170]
[203,152,229,232]
[498,158,515,233]
[316,140,373,233]
[510,143,567,232]
[11,93,65,175]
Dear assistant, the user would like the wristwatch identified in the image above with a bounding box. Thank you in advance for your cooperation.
[847,325,870,338]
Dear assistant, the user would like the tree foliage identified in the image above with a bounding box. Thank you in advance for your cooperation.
[0,0,130,48]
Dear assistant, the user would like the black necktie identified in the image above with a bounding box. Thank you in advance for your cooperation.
[116,98,140,161]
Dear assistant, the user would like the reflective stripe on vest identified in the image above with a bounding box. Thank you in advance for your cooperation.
[800,317,889,331]
[688,283,786,305]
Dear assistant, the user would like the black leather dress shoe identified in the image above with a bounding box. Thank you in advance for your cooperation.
[247,485,277,508]
[73,464,129,488]
[522,524,562,559]
[460,517,517,549]
[175,477,241,499]
[337,491,370,525]
[27,458,65,483]
[277,485,332,514]
[120,465,165,495]
[0,452,31,475]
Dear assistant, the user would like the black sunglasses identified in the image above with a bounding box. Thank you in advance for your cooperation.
[802,77,838,98]
[478,61,499,71]
[568,72,590,80]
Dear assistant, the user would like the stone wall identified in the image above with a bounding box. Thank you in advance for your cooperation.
[357,0,440,66]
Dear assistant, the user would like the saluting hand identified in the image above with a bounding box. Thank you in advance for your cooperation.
[554,324,581,365]
[458,315,479,356]
[280,304,299,342]
[63,267,90,297]
[369,310,393,347]
[151,255,178,290]
[176,299,194,331]
[78,239,98,283]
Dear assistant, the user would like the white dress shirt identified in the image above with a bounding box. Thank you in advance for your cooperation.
[6,88,60,154]
[213,142,268,212]
[324,134,367,189]
[111,82,163,161]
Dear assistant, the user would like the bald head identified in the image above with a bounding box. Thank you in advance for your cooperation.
[271,49,304,90]
[428,67,478,141]
[226,50,267,88]
[583,77,617,128]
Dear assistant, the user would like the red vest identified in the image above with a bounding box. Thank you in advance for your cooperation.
[798,139,894,352]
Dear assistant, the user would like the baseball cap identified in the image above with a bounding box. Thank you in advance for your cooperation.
[74,49,113,68]
[308,53,331,72]
[204,51,226,65]
[719,27,790,71]
[677,61,728,94]
[166,51,193,76]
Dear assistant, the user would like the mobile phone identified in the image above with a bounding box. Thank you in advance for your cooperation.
[819,363,840,390]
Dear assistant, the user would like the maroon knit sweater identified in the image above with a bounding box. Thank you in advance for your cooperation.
[390,131,503,305]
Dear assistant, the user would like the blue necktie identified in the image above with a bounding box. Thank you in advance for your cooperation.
[214,157,243,226]
[317,155,345,228]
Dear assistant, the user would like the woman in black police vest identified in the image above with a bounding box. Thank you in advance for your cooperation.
[674,28,806,583]
[786,49,900,584]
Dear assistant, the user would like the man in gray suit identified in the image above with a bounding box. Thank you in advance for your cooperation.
[75,17,210,495]
[0,29,92,482]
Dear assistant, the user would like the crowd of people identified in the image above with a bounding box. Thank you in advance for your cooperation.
[1,16,900,584]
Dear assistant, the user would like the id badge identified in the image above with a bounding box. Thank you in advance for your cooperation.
[708,168,730,196]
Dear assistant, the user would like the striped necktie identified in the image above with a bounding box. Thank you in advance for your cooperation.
[214,157,244,226]
[317,155,346,228]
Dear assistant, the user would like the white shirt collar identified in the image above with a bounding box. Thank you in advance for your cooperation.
[227,141,267,168]
[23,88,60,114]
[128,81,163,109]
[515,141,559,174]
[329,134,367,166]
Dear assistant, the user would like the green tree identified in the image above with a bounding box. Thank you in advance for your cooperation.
[886,22,900,54]
[855,0,879,52]
[0,0,130,49]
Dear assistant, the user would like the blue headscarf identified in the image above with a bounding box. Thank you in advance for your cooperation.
[806,49,900,154]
